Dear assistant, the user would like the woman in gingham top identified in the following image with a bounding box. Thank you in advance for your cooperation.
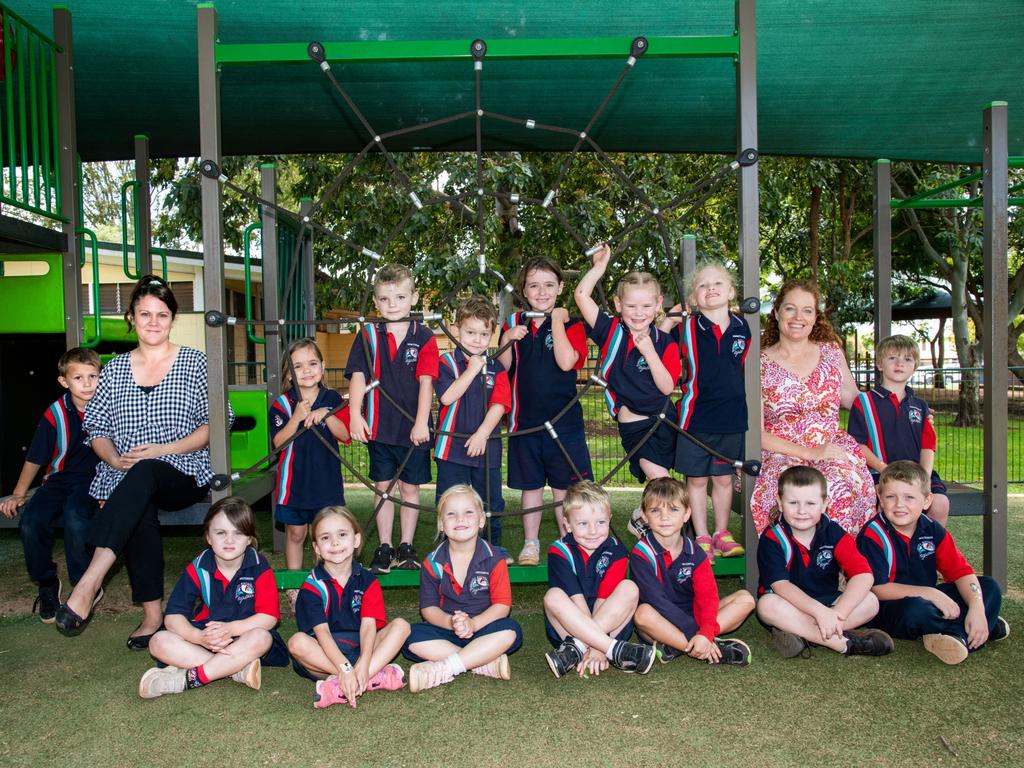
[57,276,223,646]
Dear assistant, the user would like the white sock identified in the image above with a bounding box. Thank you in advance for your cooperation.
[443,653,467,677]
[605,639,620,657]
[525,538,540,546]
[572,638,587,655]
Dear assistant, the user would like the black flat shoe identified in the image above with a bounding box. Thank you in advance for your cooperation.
[126,623,163,651]
[54,602,90,636]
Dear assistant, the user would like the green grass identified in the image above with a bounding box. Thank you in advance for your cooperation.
[2,494,1023,767]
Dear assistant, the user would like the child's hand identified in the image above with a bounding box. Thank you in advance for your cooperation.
[466,354,487,376]
[452,611,475,639]
[0,494,26,518]
[293,398,312,423]
[501,325,528,346]
[964,604,990,649]
[578,648,609,677]
[813,606,844,641]
[590,242,611,269]
[200,621,234,652]
[465,429,489,457]
[338,664,361,708]
[550,307,569,325]
[410,419,430,446]
[349,412,370,443]
[926,588,962,620]
[685,634,719,663]
[661,303,684,330]
[632,328,655,357]
[305,407,330,428]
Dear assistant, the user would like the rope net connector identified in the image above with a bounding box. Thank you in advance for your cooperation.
[409,191,424,209]
[741,296,761,315]
[361,247,382,261]
[738,148,759,167]
[478,253,487,274]
[198,159,227,183]
[590,374,609,389]
[541,190,555,208]
[544,420,558,440]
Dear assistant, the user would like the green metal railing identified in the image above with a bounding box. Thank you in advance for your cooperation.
[78,224,101,347]
[891,157,1024,209]
[0,3,64,220]
[120,178,167,280]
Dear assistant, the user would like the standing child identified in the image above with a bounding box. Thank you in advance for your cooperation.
[756,466,894,658]
[288,507,410,708]
[630,478,755,665]
[0,348,101,622]
[434,296,511,548]
[402,485,523,692]
[857,461,1008,665]
[847,334,950,526]
[270,339,351,605]
[499,257,594,566]
[347,264,440,573]
[138,497,287,698]
[662,260,749,562]
[543,481,654,678]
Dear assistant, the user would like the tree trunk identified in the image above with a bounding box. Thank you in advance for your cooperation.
[949,257,982,426]
[931,317,946,388]
[808,183,821,282]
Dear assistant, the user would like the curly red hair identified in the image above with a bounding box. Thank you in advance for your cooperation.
[761,279,842,348]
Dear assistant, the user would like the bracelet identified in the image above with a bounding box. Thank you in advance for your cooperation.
[340,661,353,674]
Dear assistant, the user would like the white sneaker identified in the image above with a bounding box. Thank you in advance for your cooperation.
[409,661,455,693]
[138,666,186,699]
[470,654,511,680]
[231,659,262,690]
[517,541,540,566]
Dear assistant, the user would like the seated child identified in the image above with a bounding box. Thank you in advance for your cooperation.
[0,348,101,621]
[857,461,1009,665]
[756,466,893,658]
[543,480,653,678]
[402,485,523,692]
[288,506,410,708]
[630,478,755,665]
[848,334,949,526]
[139,497,288,699]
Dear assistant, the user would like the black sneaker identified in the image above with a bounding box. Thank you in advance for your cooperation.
[843,628,894,657]
[368,544,395,574]
[545,637,584,679]
[654,641,684,664]
[771,627,809,659]
[610,641,656,674]
[395,542,421,570]
[33,578,62,624]
[627,507,650,539]
[991,616,1011,642]
[714,637,751,666]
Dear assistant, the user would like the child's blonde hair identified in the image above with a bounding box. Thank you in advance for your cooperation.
[436,483,484,531]
[374,263,415,291]
[454,295,498,330]
[562,480,611,520]
[686,259,737,308]
[615,272,664,324]
[769,465,828,525]
[878,460,931,496]
[281,337,324,391]
[311,505,363,558]
[875,334,920,367]
[641,477,689,512]
[58,347,101,377]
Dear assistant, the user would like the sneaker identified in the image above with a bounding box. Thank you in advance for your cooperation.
[713,530,745,558]
[517,541,541,566]
[654,641,684,664]
[627,507,650,538]
[394,542,420,570]
[231,659,262,690]
[695,535,715,564]
[923,633,969,665]
[493,545,515,566]
[771,627,809,659]
[610,641,656,674]
[367,663,405,691]
[843,628,893,657]
[34,578,62,624]
[545,638,584,678]
[470,654,511,680]
[369,543,395,575]
[991,616,1011,642]
[138,666,186,699]
[313,676,348,709]
[714,637,752,666]
[409,660,455,693]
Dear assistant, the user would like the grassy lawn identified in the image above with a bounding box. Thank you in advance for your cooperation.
[1,492,1022,768]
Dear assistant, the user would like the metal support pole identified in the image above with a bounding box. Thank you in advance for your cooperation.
[54,8,81,350]
[735,0,760,588]
[872,160,892,361]
[134,134,153,276]
[261,164,285,553]
[198,5,231,500]
[680,234,697,295]
[982,102,1008,589]
[300,198,316,339]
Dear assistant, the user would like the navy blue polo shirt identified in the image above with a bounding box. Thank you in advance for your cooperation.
[674,312,750,433]
[433,350,511,468]
[26,392,99,483]
[547,533,629,609]
[296,562,386,634]
[629,531,720,639]
[857,512,973,588]
[420,538,512,617]
[502,312,588,432]
[165,547,280,629]
[848,386,937,464]
[269,387,345,508]
[587,310,681,418]
[345,321,439,447]
[757,517,871,599]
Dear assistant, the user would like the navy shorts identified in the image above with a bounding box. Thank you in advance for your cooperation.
[435,460,505,514]
[545,615,634,647]
[870,469,947,495]
[507,428,593,491]
[291,630,361,681]
[276,504,336,526]
[401,617,523,662]
[368,441,432,485]
[674,431,744,477]
[618,417,676,481]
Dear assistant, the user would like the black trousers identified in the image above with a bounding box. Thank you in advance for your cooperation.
[88,460,207,603]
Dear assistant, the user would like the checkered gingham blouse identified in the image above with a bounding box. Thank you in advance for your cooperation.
[83,346,224,500]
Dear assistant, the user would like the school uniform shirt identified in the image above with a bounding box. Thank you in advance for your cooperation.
[420,538,512,617]
[344,321,439,447]
[856,512,974,588]
[296,562,387,634]
[164,546,280,629]
[757,516,871,599]
[847,385,937,464]
[502,312,588,432]
[547,532,629,609]
[587,310,681,418]
[629,531,720,639]
[25,392,99,483]
[433,350,511,468]
[269,387,346,508]
[674,312,750,433]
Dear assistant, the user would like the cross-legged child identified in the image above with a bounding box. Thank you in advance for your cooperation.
[288,506,410,709]
[857,461,1008,665]
[0,348,101,622]
[347,264,440,573]
[542,480,654,678]
[402,485,523,692]
[756,465,894,658]
[848,334,950,526]
[631,478,755,665]
[139,497,288,698]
